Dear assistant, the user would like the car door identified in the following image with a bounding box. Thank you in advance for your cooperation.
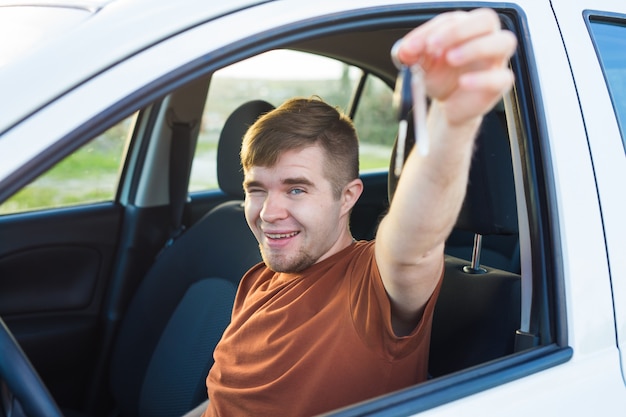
[0,9,234,409]
[0,122,133,407]
[1,1,625,415]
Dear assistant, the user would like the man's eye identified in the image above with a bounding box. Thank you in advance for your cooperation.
[289,188,304,195]
[245,189,265,196]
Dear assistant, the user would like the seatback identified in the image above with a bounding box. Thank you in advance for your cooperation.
[387,109,521,377]
[109,100,274,417]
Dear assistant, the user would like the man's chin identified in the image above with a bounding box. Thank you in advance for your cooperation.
[262,250,316,274]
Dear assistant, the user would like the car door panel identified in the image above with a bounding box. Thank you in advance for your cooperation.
[0,203,123,406]
[0,246,100,313]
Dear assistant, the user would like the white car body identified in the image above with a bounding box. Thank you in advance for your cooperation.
[0,0,624,415]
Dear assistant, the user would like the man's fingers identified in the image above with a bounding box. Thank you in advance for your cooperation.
[425,8,502,53]
[446,30,517,67]
[397,8,504,66]
[458,68,515,92]
[394,8,517,123]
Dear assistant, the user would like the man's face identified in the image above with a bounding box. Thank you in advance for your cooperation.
[243,145,354,273]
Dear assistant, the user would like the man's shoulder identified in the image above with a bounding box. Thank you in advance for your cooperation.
[349,239,377,263]
[237,261,273,292]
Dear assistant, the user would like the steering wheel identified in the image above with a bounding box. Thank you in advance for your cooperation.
[0,316,63,417]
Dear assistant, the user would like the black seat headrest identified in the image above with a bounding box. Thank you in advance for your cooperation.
[217,100,275,198]
[455,112,517,235]
[388,110,517,236]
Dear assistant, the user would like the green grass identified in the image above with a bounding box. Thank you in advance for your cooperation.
[195,133,219,153]
[0,133,125,215]
[45,149,121,181]
[360,153,391,172]
[1,186,112,214]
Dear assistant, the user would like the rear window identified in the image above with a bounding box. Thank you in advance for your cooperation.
[588,16,626,151]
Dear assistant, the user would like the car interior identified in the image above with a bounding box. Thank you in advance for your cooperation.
[0,10,550,417]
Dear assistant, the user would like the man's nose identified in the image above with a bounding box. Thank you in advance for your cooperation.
[260,192,288,222]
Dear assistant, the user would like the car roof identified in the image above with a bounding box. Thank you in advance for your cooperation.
[0,0,266,134]
[0,0,113,8]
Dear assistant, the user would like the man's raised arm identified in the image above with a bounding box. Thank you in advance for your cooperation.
[374,8,517,336]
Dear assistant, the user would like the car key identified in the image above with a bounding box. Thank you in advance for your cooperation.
[392,64,413,177]
[391,41,429,177]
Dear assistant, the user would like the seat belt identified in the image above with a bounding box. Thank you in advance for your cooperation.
[164,120,195,249]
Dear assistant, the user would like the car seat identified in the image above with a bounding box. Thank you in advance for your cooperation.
[107,100,274,416]
[445,110,520,273]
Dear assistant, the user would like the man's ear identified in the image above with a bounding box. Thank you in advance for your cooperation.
[341,178,364,214]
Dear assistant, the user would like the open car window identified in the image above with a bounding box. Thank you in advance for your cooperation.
[189,49,395,192]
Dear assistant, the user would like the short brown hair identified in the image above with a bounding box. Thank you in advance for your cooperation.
[241,97,359,198]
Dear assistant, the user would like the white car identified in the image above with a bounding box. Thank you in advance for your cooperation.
[0,0,624,416]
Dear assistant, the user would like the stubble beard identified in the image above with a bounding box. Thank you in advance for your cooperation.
[260,244,318,273]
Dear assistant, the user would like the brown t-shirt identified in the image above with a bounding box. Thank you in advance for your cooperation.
[204,240,441,417]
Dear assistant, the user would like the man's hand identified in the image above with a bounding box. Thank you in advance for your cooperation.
[395,8,517,125]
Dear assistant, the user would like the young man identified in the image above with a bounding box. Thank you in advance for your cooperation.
[202,8,517,417]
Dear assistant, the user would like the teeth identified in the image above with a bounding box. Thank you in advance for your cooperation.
[266,231,298,239]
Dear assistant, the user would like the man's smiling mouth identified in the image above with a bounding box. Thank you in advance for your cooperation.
[265,231,299,239]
